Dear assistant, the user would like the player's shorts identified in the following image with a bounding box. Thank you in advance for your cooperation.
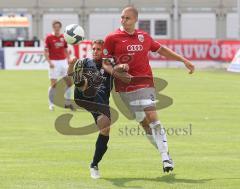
[48,59,68,79]
[74,88,111,124]
[119,87,156,122]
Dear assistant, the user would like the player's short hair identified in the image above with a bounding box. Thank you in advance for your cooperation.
[52,20,62,28]
[123,5,138,18]
[93,39,104,46]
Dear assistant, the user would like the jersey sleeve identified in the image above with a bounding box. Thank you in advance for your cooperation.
[149,36,161,52]
[102,35,114,58]
[44,35,50,50]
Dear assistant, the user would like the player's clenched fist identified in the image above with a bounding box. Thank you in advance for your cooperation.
[112,64,132,84]
[183,60,195,74]
[114,64,129,72]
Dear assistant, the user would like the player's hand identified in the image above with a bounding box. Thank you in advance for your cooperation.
[183,60,195,74]
[114,64,129,72]
[49,61,54,69]
[113,71,132,84]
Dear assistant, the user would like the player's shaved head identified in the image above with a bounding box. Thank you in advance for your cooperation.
[122,6,138,19]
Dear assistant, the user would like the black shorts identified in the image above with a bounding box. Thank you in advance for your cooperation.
[74,87,111,124]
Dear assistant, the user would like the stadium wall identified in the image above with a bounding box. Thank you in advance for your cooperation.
[0,0,238,40]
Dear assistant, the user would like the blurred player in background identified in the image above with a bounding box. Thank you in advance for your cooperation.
[44,20,74,111]
[103,6,195,173]
[68,40,123,179]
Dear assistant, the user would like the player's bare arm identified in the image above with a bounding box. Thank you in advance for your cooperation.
[67,57,77,76]
[157,46,195,74]
[65,48,70,62]
[44,48,54,68]
[102,59,132,83]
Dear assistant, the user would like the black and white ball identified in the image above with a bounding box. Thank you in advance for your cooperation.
[64,24,85,45]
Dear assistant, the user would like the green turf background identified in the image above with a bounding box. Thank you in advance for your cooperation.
[0,69,239,189]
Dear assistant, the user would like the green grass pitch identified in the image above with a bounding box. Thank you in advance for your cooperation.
[0,69,239,189]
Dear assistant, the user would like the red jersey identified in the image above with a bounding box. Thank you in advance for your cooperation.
[103,28,161,92]
[44,33,68,60]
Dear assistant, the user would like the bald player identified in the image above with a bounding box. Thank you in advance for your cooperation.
[102,6,195,173]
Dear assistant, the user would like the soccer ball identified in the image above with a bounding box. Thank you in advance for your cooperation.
[64,24,85,45]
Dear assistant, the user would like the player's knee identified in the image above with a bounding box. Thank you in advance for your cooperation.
[144,106,158,122]
[97,115,111,135]
[97,115,111,125]
[51,84,56,88]
[50,79,57,88]
[50,82,57,88]
[100,127,110,136]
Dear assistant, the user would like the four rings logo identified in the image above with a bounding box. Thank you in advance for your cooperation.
[127,45,143,52]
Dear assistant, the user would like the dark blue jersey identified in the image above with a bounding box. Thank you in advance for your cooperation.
[74,58,112,100]
[73,58,113,122]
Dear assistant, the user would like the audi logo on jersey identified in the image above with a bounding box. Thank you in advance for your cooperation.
[127,45,143,52]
